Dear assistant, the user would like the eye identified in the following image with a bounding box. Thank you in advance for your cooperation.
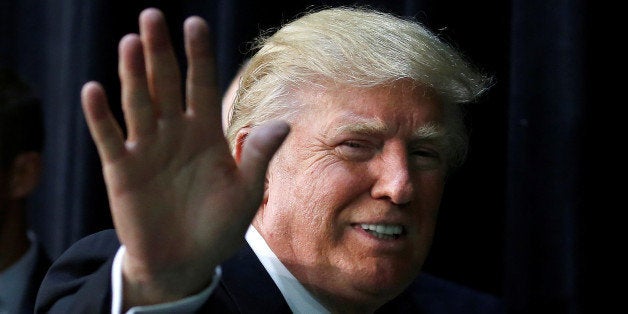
[410,147,443,169]
[336,140,377,161]
[344,141,365,148]
[412,149,439,158]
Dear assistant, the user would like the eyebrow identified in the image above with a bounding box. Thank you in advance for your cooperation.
[330,115,445,142]
[412,121,445,141]
[333,119,389,136]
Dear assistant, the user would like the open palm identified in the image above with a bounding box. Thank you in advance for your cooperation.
[81,8,288,306]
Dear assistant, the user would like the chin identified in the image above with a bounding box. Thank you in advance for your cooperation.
[345,261,420,302]
[320,276,413,312]
[304,258,423,311]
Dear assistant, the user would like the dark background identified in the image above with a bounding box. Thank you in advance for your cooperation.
[1,0,600,313]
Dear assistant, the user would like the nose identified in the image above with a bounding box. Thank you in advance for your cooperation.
[370,143,414,205]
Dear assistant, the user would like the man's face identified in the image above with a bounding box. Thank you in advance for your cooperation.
[254,79,447,306]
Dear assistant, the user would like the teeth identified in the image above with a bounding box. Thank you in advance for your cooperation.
[360,224,403,239]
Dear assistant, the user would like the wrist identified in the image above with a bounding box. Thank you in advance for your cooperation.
[121,253,217,309]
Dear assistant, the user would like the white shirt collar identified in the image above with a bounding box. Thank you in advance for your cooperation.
[245,226,330,314]
[0,232,38,314]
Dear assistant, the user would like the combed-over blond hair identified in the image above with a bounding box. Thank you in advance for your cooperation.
[225,7,490,169]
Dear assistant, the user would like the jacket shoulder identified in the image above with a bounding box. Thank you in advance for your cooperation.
[35,229,120,313]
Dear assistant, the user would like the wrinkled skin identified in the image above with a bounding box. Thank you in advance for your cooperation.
[254,81,447,312]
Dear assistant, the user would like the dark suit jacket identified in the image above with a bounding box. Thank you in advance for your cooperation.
[17,241,51,314]
[36,229,505,313]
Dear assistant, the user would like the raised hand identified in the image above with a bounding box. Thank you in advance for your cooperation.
[81,8,288,307]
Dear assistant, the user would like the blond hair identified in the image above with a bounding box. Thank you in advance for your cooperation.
[226,7,490,169]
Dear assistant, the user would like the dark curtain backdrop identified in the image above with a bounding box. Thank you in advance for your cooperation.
[1,0,596,313]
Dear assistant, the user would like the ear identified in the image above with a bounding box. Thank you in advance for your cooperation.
[235,127,273,207]
[233,127,251,164]
[9,152,42,199]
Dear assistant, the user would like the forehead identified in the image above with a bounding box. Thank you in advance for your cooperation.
[294,80,443,134]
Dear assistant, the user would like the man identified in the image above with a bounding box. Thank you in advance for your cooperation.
[37,7,503,313]
[0,69,50,314]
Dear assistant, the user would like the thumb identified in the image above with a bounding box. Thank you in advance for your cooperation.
[238,120,290,192]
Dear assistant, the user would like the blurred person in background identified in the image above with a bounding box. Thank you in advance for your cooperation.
[0,68,50,314]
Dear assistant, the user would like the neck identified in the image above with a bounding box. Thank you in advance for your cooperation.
[0,200,30,272]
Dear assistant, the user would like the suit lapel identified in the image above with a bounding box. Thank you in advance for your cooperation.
[218,243,292,313]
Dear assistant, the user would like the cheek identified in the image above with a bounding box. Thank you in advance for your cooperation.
[275,140,370,207]
[265,149,372,245]
[416,172,445,215]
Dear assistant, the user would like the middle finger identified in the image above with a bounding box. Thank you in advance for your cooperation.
[139,8,183,119]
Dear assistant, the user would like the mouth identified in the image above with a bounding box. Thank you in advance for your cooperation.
[355,223,405,240]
